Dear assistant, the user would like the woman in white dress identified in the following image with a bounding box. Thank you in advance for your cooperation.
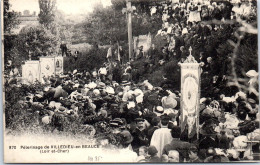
[187,3,201,23]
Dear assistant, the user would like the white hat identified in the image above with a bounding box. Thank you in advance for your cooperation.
[235,91,247,100]
[127,101,136,109]
[136,94,144,104]
[200,98,207,104]
[89,103,96,110]
[154,106,164,116]
[164,108,178,115]
[88,82,97,89]
[44,86,50,92]
[42,116,51,125]
[182,28,188,35]
[105,86,115,95]
[143,80,153,90]
[134,88,143,96]
[49,101,56,108]
[162,96,177,109]
[73,83,80,88]
[54,102,62,109]
[246,70,258,77]
[93,89,100,96]
[118,92,123,96]
[92,71,97,77]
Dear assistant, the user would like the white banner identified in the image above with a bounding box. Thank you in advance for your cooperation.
[22,61,40,83]
[40,57,55,82]
[180,63,201,140]
[54,56,64,75]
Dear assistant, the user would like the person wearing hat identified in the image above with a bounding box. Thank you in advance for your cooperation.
[51,107,68,132]
[161,91,178,109]
[136,46,144,60]
[162,126,196,162]
[118,130,138,162]
[199,127,218,150]
[110,118,124,134]
[147,146,160,162]
[154,106,164,117]
[150,114,173,158]
[131,118,149,151]
[147,117,161,142]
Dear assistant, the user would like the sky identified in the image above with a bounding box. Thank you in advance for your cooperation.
[9,0,112,15]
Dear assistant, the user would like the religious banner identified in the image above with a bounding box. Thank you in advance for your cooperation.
[22,61,40,84]
[39,57,55,83]
[179,47,201,141]
[54,56,64,75]
[133,33,152,55]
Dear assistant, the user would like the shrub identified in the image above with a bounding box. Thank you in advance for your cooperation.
[63,47,107,73]
[162,60,181,90]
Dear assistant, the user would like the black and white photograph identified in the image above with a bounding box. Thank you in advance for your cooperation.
[2,0,259,163]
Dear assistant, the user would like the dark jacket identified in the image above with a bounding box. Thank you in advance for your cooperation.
[162,138,196,162]
[149,155,161,162]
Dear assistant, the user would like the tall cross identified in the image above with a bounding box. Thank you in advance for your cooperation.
[126,0,134,62]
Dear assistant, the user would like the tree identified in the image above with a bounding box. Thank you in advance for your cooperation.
[9,25,59,66]
[82,1,163,46]
[38,0,56,29]
[4,0,20,70]
[83,6,127,45]
[3,0,20,34]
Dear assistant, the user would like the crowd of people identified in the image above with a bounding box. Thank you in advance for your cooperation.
[5,0,259,163]
[6,61,260,162]
[143,0,256,69]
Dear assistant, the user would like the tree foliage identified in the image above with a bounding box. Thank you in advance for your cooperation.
[63,48,107,73]
[83,6,127,45]
[3,0,20,34]
[82,1,162,45]
[9,25,59,66]
[38,0,56,29]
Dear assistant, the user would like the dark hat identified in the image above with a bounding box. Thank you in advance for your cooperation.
[247,98,256,104]
[113,118,124,125]
[151,116,161,126]
[148,146,158,156]
[110,118,123,127]
[135,118,145,122]
[109,122,120,127]
[121,81,131,86]
[161,113,170,121]
[237,109,247,120]
[59,106,66,112]
[120,130,133,144]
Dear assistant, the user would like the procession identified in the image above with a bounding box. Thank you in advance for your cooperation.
[3,0,259,163]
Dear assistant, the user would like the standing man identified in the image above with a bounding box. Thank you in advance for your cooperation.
[136,46,144,60]
[119,45,125,64]
[60,41,67,57]
[148,44,158,65]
